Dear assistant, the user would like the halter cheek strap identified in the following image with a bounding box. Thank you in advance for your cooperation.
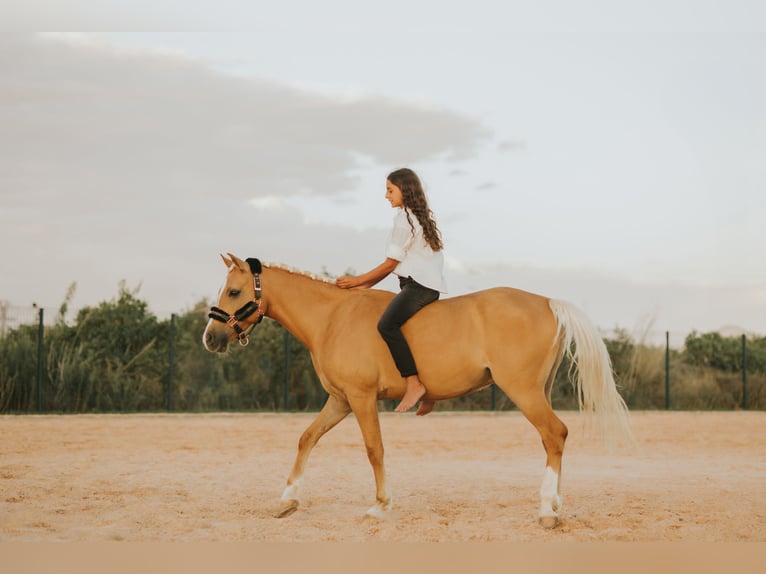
[247,258,263,300]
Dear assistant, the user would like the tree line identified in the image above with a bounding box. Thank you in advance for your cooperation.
[0,284,763,413]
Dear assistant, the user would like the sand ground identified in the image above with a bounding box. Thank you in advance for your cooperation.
[1,410,764,542]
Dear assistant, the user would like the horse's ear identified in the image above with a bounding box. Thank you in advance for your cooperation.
[226,253,250,273]
[246,258,262,274]
[220,253,233,268]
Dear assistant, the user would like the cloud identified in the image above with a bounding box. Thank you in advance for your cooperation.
[0,34,490,210]
[497,139,527,152]
[0,33,490,313]
[248,196,289,211]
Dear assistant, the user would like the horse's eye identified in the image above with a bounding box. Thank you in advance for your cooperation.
[229,289,241,297]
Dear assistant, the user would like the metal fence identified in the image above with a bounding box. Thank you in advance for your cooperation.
[1,302,762,412]
[0,301,56,339]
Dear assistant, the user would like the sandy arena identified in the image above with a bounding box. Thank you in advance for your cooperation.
[1,411,764,542]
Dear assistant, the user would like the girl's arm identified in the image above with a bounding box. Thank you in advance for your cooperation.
[336,258,399,289]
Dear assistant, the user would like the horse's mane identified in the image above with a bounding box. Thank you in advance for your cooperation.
[263,262,336,285]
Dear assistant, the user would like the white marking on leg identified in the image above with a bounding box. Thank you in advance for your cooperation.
[365,488,392,518]
[281,478,302,501]
[539,466,561,518]
[365,505,386,519]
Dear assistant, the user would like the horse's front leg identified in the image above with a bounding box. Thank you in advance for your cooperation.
[276,394,351,518]
[347,393,391,517]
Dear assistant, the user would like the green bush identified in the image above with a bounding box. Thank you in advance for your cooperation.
[0,286,762,412]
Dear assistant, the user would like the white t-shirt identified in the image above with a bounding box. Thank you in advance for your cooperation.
[385,208,448,293]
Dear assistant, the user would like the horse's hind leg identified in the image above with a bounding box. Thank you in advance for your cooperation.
[276,394,351,518]
[506,388,568,528]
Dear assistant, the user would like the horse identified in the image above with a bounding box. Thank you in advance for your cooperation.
[202,253,632,528]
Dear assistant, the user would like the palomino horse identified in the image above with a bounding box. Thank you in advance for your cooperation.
[203,253,632,528]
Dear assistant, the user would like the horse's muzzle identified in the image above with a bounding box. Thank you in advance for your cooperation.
[203,325,229,353]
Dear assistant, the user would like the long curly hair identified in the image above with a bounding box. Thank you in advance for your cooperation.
[387,168,443,252]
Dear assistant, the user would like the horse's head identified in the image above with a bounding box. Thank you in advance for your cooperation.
[202,253,265,353]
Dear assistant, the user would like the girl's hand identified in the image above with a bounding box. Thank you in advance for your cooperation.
[335,275,358,289]
[335,259,396,289]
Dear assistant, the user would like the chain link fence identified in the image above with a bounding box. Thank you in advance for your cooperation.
[0,301,56,339]
[1,302,763,413]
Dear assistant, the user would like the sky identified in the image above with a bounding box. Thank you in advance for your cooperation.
[2,1,765,343]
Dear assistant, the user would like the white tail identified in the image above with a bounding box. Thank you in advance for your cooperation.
[549,300,634,446]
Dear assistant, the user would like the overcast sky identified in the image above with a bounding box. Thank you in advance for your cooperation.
[2,1,765,342]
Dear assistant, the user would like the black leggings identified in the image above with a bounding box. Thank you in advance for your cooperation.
[377,276,440,378]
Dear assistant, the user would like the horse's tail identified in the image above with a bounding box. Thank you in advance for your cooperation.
[549,299,634,447]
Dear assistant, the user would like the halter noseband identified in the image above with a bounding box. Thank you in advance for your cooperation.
[208,258,265,347]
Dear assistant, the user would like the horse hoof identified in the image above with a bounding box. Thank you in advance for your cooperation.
[538,515,559,529]
[365,503,390,519]
[275,500,299,518]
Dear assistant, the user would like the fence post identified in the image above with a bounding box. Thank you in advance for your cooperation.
[665,331,670,410]
[36,307,44,412]
[0,300,7,338]
[742,334,747,410]
[283,329,291,411]
[167,313,176,412]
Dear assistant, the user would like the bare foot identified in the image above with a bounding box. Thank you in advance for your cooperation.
[394,380,426,413]
[416,400,435,416]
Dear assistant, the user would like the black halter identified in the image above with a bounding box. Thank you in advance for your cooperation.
[208,258,265,347]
